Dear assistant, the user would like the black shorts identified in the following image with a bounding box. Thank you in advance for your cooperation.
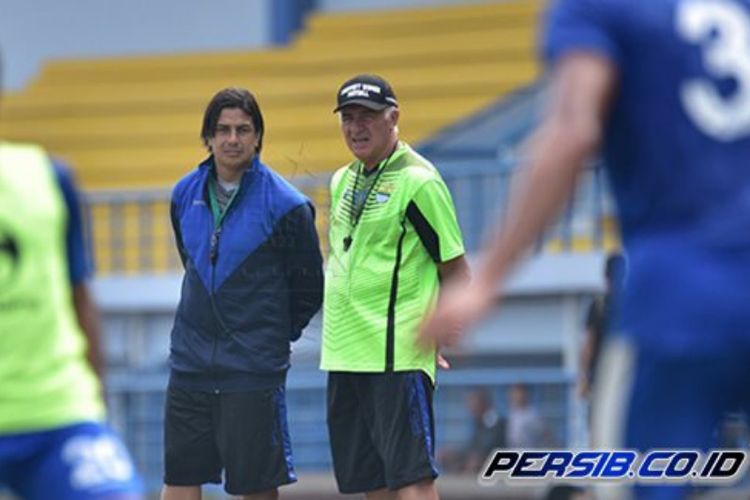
[163,385,296,495]
[326,371,439,494]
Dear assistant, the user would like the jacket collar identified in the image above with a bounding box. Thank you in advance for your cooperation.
[198,154,261,202]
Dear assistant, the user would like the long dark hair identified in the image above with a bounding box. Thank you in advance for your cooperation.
[201,87,264,154]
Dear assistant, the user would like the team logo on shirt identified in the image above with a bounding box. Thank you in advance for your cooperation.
[375,182,395,203]
[343,188,392,205]
[378,182,395,194]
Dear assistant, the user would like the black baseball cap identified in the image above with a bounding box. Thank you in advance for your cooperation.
[333,74,399,113]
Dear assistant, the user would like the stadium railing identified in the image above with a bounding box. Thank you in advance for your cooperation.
[82,161,617,275]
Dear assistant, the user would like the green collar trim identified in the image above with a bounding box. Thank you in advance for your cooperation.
[207,171,241,227]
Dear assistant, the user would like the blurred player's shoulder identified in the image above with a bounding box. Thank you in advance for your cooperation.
[544,0,680,33]
[545,0,623,19]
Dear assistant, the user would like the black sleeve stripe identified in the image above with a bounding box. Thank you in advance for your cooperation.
[406,200,441,263]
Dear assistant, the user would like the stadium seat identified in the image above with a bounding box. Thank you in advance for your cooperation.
[0,0,542,274]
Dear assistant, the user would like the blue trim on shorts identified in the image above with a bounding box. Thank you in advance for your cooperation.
[411,373,439,476]
[275,386,297,483]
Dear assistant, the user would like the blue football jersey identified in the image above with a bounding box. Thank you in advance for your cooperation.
[543,0,750,354]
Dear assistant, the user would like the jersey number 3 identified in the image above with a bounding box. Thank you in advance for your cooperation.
[677,0,750,141]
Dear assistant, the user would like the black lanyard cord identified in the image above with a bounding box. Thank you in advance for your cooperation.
[343,147,397,251]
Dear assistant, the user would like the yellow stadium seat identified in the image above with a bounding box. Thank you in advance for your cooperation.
[1,0,542,274]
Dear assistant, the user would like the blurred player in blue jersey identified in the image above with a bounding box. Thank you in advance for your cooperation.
[421,0,750,498]
[0,54,143,499]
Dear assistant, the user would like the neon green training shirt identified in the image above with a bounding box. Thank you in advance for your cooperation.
[0,142,104,433]
[321,142,465,381]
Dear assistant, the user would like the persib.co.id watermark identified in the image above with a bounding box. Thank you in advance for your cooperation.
[480,450,748,485]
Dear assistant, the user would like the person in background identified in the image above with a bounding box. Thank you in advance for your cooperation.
[439,388,506,474]
[579,252,625,399]
[506,383,554,449]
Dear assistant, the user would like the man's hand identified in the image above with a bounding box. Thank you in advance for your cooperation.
[419,278,496,349]
[418,54,615,352]
[437,352,451,370]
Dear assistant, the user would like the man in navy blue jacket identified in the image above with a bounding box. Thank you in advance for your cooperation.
[162,87,323,500]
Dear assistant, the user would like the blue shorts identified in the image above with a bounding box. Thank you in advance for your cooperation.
[0,421,143,500]
[593,338,750,500]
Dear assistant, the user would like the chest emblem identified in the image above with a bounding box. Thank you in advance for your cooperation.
[375,192,391,203]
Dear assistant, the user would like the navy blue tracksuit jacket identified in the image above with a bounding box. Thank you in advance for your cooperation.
[168,156,323,391]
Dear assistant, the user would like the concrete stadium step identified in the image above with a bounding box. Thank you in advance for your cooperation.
[303,1,542,32]
[25,27,534,88]
[0,95,499,149]
[5,62,537,120]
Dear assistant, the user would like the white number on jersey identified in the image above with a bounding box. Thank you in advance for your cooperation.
[62,435,134,490]
[677,0,750,141]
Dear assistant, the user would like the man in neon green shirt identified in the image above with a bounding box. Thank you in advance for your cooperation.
[321,74,469,500]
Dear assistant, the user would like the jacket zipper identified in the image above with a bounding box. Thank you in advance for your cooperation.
[205,170,246,393]
[209,224,229,394]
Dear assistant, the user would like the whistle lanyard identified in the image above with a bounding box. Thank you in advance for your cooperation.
[343,150,395,251]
